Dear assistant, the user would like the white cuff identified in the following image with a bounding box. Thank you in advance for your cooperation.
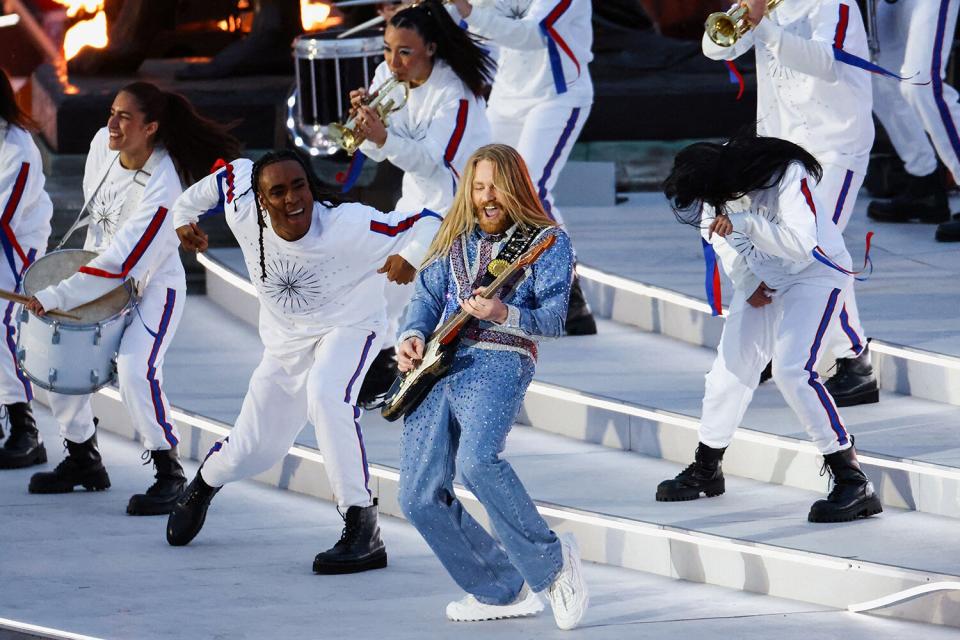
[497,304,521,329]
[34,287,62,314]
[397,330,426,350]
[728,211,750,234]
[753,18,780,46]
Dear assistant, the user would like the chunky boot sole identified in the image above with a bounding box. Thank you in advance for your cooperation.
[808,495,883,523]
[656,478,725,502]
[127,492,183,516]
[0,443,48,469]
[313,548,388,575]
[831,387,880,408]
[28,467,111,494]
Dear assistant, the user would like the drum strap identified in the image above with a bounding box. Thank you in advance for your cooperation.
[55,149,165,251]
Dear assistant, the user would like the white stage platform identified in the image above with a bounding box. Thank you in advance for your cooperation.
[3,188,960,638]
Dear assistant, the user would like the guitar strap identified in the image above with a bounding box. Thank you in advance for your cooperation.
[473,225,548,290]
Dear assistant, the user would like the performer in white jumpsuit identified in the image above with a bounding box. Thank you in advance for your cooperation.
[866,0,960,243]
[658,133,882,524]
[0,69,53,470]
[167,151,440,575]
[451,0,598,335]
[26,82,240,517]
[349,0,494,406]
[702,0,878,406]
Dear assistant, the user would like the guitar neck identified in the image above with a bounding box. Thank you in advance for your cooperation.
[429,257,523,344]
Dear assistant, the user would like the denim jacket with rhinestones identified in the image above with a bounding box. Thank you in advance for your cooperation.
[398,225,573,361]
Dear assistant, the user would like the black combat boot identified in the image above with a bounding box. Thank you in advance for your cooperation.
[358,348,399,410]
[28,434,110,493]
[935,215,960,242]
[0,402,47,469]
[127,448,187,516]
[656,442,726,501]
[166,471,221,546]
[808,446,883,523]
[313,498,388,574]
[825,342,879,407]
[565,275,597,336]
[867,169,949,223]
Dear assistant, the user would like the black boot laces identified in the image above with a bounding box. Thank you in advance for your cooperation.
[336,506,361,548]
[139,450,163,495]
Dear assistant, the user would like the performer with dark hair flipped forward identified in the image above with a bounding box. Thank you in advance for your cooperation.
[395,144,587,629]
[168,150,440,575]
[658,132,882,524]
[26,82,239,517]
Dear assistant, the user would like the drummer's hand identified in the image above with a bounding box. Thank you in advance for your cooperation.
[452,0,472,18]
[349,88,369,115]
[25,297,46,317]
[377,254,416,284]
[176,223,208,252]
[356,105,387,147]
[397,336,424,373]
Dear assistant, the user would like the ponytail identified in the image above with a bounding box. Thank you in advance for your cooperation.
[390,0,494,98]
[120,82,242,185]
[0,69,36,131]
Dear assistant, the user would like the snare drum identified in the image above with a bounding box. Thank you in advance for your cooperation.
[288,29,384,155]
[16,250,137,395]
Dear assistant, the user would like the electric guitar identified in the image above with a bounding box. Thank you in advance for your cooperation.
[381,233,557,422]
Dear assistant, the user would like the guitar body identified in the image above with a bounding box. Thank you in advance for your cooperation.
[380,338,456,422]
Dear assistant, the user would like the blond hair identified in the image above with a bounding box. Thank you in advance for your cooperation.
[422,144,557,264]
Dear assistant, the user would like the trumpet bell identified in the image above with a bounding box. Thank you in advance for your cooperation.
[705,12,741,48]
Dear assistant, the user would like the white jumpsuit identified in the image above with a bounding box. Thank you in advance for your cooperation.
[872,0,960,181]
[171,158,441,509]
[359,59,491,341]
[34,127,186,451]
[703,0,873,360]
[700,163,855,455]
[0,120,53,406]
[462,0,594,224]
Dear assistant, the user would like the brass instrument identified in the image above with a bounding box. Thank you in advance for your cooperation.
[705,0,786,47]
[328,76,410,154]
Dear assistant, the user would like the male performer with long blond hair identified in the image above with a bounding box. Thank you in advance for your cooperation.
[395,143,588,630]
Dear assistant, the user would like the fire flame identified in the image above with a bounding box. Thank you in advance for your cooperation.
[54,1,108,61]
[301,0,342,32]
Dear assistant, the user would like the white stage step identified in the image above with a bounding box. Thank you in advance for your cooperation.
[6,406,959,640]
[44,293,960,630]
[200,250,960,520]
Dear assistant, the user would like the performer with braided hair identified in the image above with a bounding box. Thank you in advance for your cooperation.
[25,82,239,516]
[167,150,441,574]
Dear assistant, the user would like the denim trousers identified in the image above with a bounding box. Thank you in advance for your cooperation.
[398,347,563,604]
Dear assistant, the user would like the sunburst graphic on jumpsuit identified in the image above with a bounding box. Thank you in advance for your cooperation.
[263,259,324,311]
[89,184,123,240]
[503,0,529,19]
[727,206,778,262]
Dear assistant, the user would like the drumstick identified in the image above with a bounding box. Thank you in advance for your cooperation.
[0,289,81,321]
[337,14,385,38]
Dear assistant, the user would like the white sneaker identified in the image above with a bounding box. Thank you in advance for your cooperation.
[547,533,589,630]
[446,585,544,622]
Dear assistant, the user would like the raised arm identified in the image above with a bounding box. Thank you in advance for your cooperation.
[750,0,858,82]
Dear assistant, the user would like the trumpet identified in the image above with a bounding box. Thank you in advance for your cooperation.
[328,76,410,154]
[705,0,786,47]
